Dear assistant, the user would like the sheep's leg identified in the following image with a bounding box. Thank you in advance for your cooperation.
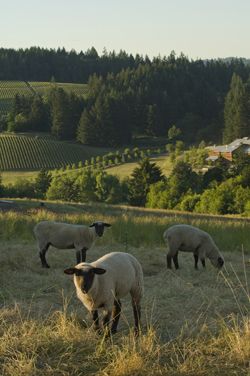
[76,248,87,264]
[201,258,206,268]
[167,254,172,269]
[81,248,87,262]
[194,254,199,270]
[132,300,141,337]
[111,299,121,334]
[76,250,81,264]
[91,310,100,332]
[102,311,112,337]
[173,253,179,269]
[39,243,50,268]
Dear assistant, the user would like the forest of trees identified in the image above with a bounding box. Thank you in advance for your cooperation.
[0,47,143,82]
[1,48,250,146]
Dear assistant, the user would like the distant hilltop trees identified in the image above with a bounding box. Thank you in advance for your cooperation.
[0,47,144,82]
[1,48,250,146]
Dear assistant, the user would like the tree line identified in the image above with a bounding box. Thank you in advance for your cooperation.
[0,47,144,82]
[1,149,250,215]
[1,50,250,145]
[81,56,250,145]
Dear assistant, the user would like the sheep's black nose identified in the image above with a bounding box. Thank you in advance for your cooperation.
[96,226,104,237]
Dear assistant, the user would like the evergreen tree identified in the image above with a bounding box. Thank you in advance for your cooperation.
[67,93,84,139]
[128,158,164,206]
[50,88,70,139]
[146,104,161,136]
[77,96,109,145]
[168,160,201,199]
[77,94,131,147]
[168,125,181,142]
[29,95,49,131]
[34,169,52,198]
[223,74,250,143]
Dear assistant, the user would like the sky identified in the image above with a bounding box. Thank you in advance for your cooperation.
[1,0,250,60]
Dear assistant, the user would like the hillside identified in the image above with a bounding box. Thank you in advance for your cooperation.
[0,133,110,170]
[0,80,88,115]
[107,155,172,178]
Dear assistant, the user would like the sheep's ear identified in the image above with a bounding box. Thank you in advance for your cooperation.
[89,223,95,227]
[64,268,77,275]
[104,223,111,227]
[93,267,106,275]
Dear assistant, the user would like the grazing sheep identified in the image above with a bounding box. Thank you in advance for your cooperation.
[34,220,111,268]
[64,252,144,336]
[163,224,224,270]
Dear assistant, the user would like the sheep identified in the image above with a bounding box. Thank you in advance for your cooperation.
[64,252,144,336]
[34,220,111,268]
[163,224,224,270]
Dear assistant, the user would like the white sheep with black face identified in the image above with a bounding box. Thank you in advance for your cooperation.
[64,252,144,336]
[163,224,224,270]
[33,220,111,268]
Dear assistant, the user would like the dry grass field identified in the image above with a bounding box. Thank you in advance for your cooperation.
[0,202,249,375]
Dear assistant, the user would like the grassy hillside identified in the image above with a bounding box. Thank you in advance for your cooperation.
[107,155,172,178]
[0,80,88,115]
[0,201,249,375]
[0,133,111,170]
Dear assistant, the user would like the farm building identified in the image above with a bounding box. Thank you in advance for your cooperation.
[206,137,250,162]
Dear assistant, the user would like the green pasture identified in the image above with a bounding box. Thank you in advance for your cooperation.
[1,171,38,184]
[107,155,173,178]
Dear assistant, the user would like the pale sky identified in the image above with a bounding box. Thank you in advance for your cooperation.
[1,0,250,59]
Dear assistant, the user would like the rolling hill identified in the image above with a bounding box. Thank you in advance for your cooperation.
[0,80,88,115]
[0,133,110,170]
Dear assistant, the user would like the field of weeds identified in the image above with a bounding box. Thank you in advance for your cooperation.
[0,201,249,375]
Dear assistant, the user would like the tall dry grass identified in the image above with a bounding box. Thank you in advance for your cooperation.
[1,305,249,375]
[0,200,249,375]
[1,200,250,251]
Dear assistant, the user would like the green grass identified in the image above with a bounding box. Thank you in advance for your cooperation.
[107,155,173,178]
[29,81,88,96]
[1,171,39,184]
[0,133,112,171]
[0,81,88,115]
[0,200,249,375]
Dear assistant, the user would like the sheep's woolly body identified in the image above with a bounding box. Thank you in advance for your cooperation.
[74,252,144,313]
[34,221,97,251]
[164,224,217,258]
[163,224,224,268]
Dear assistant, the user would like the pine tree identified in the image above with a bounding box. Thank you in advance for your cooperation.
[128,158,164,206]
[146,104,161,136]
[34,169,52,198]
[67,93,84,139]
[223,74,250,143]
[29,95,49,131]
[50,88,70,139]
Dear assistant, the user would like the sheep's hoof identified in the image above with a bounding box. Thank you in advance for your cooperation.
[42,264,50,268]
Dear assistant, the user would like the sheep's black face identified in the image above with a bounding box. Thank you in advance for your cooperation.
[89,221,111,237]
[64,266,106,293]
